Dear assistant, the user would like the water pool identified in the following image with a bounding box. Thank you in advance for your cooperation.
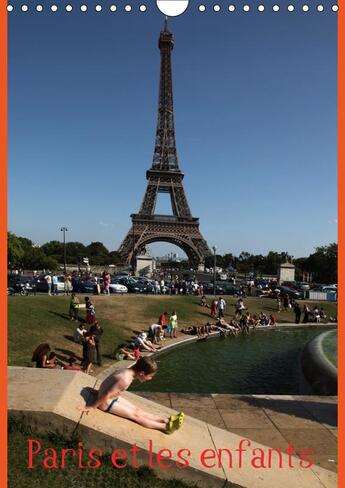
[131,327,335,395]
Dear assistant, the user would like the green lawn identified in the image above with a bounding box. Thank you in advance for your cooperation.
[8,294,338,369]
[8,419,199,488]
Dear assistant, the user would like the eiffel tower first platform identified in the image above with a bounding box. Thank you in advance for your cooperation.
[118,21,211,269]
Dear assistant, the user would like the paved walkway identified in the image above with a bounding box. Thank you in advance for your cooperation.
[9,368,337,488]
[136,391,338,474]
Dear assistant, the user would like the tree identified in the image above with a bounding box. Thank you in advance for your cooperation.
[304,243,337,283]
[21,247,59,271]
[86,242,110,265]
[7,232,24,268]
[41,241,64,263]
[65,242,87,264]
[108,250,122,265]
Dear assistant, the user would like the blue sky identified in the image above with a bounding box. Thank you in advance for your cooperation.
[8,1,337,259]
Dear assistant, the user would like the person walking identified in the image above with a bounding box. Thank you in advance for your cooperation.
[89,321,104,366]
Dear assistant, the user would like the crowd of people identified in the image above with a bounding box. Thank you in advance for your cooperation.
[32,294,103,374]
[31,286,333,376]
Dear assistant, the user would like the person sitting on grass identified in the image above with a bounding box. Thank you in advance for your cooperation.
[64,356,81,371]
[79,357,184,434]
[46,352,59,368]
[73,323,87,343]
[32,343,57,369]
[69,293,80,321]
[200,295,209,307]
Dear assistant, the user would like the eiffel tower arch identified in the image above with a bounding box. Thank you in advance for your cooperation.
[118,20,211,269]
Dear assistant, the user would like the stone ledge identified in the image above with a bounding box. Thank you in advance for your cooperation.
[8,367,337,488]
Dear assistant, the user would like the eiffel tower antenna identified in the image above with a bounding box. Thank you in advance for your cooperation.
[118,25,211,271]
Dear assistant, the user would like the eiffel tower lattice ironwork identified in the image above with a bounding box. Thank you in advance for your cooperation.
[118,21,211,269]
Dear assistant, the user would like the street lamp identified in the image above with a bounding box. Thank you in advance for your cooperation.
[212,245,217,296]
[60,227,68,273]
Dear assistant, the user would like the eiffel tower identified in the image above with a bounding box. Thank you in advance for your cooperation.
[118,20,211,269]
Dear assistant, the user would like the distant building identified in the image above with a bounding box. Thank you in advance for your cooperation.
[136,254,156,277]
[278,262,295,284]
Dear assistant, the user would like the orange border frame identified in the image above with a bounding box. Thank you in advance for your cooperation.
[338,2,344,488]
[1,0,7,487]
[0,3,343,488]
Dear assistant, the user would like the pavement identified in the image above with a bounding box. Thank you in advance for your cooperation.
[8,367,337,488]
[136,392,338,474]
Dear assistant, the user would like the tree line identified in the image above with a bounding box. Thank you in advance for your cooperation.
[204,245,337,284]
[7,232,337,283]
[7,233,122,270]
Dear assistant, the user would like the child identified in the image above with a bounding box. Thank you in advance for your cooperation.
[169,311,178,338]
[114,345,136,361]
[85,296,96,324]
[79,357,184,434]
[69,293,80,321]
[134,345,142,360]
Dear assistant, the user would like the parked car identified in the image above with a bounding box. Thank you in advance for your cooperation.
[117,277,148,293]
[275,286,301,299]
[202,282,233,295]
[34,275,66,293]
[72,279,97,294]
[312,286,337,294]
[108,279,128,294]
[136,277,156,293]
